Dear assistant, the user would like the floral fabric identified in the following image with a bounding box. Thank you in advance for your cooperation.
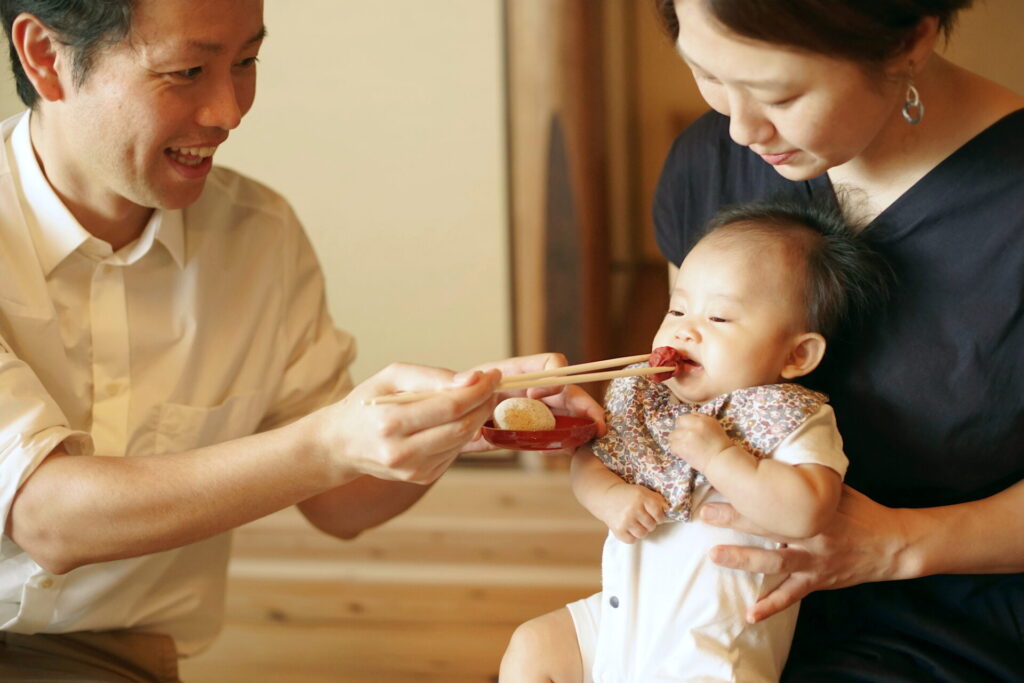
[591,366,827,521]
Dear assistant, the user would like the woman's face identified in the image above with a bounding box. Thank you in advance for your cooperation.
[673,0,904,181]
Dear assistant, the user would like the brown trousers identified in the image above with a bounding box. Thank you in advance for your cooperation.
[0,630,179,682]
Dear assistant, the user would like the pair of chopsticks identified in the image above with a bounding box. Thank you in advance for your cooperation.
[366,353,673,405]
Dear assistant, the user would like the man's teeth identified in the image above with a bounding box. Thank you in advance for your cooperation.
[168,146,216,166]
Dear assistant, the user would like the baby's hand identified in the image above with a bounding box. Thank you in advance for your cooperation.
[595,483,667,544]
[669,413,732,473]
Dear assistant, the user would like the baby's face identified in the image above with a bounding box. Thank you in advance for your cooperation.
[653,230,810,403]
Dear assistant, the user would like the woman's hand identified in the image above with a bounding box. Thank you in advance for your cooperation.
[698,485,915,623]
[459,352,606,453]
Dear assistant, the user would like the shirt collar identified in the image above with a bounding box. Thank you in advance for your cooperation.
[11,110,186,274]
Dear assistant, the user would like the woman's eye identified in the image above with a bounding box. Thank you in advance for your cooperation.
[766,96,796,108]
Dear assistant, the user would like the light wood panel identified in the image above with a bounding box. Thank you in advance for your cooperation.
[180,468,606,682]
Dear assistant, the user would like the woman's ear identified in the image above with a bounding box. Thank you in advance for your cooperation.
[10,13,65,103]
[780,332,827,379]
[893,15,941,78]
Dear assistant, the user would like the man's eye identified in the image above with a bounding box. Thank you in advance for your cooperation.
[173,67,203,79]
[236,56,259,69]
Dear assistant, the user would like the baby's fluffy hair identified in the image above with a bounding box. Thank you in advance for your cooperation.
[700,197,893,340]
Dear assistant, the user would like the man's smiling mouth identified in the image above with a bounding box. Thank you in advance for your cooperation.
[167,146,216,167]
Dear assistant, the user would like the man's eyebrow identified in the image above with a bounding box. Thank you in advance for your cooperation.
[188,26,267,54]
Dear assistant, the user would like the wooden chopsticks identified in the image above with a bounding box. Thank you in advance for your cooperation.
[366,353,673,405]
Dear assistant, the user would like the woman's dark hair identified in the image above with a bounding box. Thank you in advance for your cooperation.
[653,0,974,66]
[701,198,893,341]
[0,0,134,107]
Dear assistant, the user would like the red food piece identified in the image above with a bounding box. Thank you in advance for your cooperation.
[649,346,684,383]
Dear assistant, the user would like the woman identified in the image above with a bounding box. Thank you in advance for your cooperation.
[651,0,1023,680]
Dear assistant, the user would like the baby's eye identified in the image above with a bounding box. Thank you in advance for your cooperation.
[666,309,684,318]
[709,316,729,323]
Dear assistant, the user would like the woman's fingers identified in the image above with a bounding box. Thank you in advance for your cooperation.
[747,573,816,623]
[709,543,811,574]
[698,502,788,542]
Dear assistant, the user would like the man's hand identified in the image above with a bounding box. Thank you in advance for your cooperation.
[310,363,503,486]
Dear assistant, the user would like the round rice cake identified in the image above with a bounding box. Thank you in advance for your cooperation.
[493,397,556,431]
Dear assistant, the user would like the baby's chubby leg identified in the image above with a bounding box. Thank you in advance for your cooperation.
[499,607,583,682]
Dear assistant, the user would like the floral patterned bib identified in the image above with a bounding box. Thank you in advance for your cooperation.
[591,368,827,522]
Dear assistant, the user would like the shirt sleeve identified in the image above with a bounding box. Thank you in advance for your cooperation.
[257,205,356,432]
[0,332,93,535]
[772,404,849,479]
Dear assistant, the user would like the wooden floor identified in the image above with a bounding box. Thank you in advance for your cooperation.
[179,461,606,682]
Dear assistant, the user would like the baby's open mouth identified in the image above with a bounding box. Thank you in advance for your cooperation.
[649,346,699,382]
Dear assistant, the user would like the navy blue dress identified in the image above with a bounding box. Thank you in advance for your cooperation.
[654,109,1024,681]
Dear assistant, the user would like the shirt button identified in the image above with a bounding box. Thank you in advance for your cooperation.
[609,595,619,608]
[39,577,54,589]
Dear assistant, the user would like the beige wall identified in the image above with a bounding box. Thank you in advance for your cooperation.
[942,0,1024,93]
[217,0,511,381]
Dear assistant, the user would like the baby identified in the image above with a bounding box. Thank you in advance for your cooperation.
[500,198,890,682]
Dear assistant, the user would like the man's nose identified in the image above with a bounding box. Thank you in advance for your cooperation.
[197,75,243,130]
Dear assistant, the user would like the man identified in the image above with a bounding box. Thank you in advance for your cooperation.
[0,1,600,679]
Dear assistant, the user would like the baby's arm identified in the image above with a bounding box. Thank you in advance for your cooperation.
[570,447,667,544]
[670,414,841,539]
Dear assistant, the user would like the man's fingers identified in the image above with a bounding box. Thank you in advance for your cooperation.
[369,369,500,435]
[398,396,496,457]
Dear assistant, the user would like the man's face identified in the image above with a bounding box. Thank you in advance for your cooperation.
[39,0,264,215]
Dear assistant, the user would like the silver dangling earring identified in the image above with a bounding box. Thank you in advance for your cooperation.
[902,83,924,124]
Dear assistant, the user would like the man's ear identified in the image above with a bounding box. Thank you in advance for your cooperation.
[10,13,65,103]
[780,332,827,379]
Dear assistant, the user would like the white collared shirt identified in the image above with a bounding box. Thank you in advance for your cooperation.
[0,111,355,655]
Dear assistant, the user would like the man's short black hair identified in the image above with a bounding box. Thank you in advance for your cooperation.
[701,196,894,341]
[0,0,134,107]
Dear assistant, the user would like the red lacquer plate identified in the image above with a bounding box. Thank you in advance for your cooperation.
[481,415,597,451]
